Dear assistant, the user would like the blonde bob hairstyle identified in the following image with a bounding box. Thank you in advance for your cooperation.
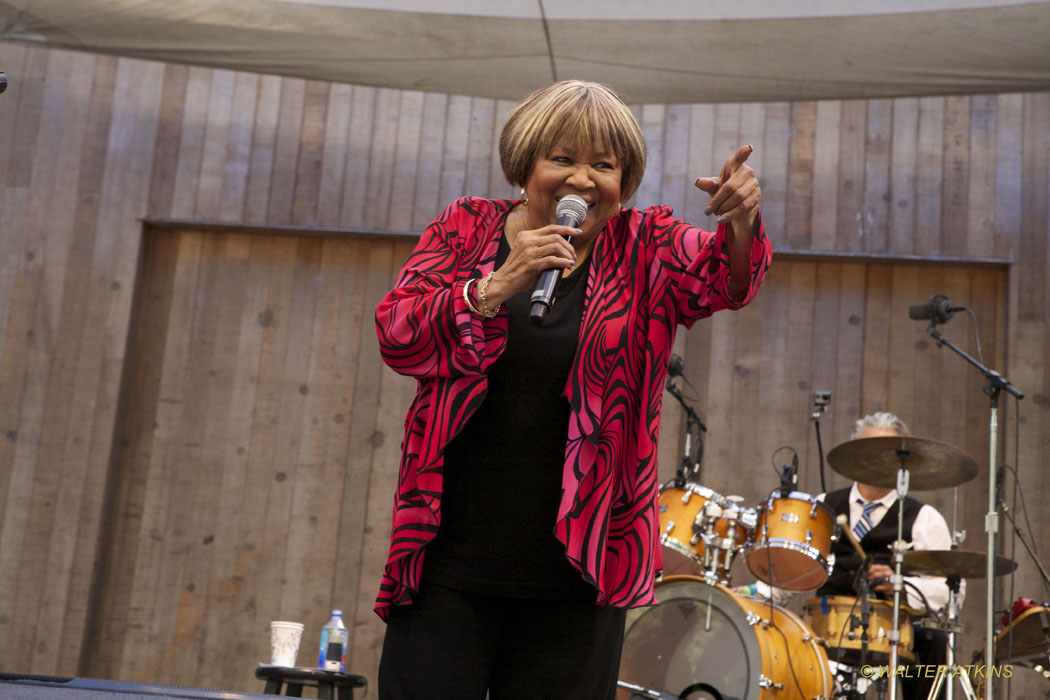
[499,80,647,202]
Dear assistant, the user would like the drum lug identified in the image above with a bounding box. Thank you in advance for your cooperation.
[746,611,761,626]
[664,520,675,535]
[758,675,783,691]
[805,529,813,544]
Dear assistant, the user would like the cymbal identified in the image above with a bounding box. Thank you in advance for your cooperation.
[826,436,979,490]
[901,550,1017,579]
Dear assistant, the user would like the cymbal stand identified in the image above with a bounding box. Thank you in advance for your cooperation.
[665,376,706,485]
[888,453,912,700]
[925,322,1023,700]
[926,575,978,700]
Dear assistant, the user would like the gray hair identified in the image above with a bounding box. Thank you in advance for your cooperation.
[851,412,909,440]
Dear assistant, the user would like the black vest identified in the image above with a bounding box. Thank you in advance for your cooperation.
[817,487,924,598]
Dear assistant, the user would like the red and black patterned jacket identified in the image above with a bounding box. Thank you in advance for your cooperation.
[373,196,772,619]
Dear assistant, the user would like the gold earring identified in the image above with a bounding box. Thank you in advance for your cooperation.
[520,187,528,206]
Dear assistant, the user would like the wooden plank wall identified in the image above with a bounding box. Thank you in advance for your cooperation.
[0,39,1047,695]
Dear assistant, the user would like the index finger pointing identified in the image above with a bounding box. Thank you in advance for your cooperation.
[721,144,754,180]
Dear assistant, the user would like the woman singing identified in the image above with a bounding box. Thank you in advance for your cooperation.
[375,80,772,700]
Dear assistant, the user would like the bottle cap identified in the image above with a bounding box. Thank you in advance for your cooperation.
[332,609,342,616]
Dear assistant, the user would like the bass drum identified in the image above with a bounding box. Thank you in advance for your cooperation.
[618,576,831,700]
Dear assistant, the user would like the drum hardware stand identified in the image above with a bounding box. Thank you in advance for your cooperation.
[888,455,914,700]
[924,321,1024,700]
[664,374,706,486]
[837,517,878,700]
[811,390,831,493]
[699,495,746,586]
[925,574,978,700]
[852,561,877,700]
[616,679,681,700]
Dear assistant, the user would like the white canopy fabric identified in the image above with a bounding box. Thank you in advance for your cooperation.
[2,0,1050,102]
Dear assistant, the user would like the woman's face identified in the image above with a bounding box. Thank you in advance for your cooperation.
[523,139,623,246]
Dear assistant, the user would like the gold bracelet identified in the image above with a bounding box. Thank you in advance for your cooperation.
[462,278,485,317]
[478,272,501,318]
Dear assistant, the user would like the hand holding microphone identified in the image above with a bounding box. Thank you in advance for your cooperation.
[530,194,589,323]
[480,196,582,318]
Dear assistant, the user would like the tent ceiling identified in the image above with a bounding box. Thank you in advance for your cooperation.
[2,0,1049,103]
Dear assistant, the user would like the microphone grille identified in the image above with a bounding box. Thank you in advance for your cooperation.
[556,194,588,222]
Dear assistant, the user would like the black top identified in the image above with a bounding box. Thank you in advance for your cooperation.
[422,233,596,599]
[816,486,923,599]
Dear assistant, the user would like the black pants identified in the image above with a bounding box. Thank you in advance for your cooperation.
[378,582,628,700]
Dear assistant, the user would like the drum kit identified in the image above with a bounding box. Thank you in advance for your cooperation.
[617,434,1025,700]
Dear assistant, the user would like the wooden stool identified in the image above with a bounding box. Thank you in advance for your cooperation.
[255,666,367,700]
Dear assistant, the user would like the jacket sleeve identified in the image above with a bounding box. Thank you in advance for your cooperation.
[643,206,772,328]
[375,198,508,378]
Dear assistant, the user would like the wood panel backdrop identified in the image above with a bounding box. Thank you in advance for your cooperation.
[0,39,1047,695]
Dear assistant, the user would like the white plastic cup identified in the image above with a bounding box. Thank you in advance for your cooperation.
[269,621,304,667]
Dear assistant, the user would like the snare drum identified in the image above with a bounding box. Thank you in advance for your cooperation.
[618,576,832,700]
[747,491,837,590]
[802,595,915,664]
[658,483,757,583]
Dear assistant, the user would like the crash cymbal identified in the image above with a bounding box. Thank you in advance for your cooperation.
[826,436,979,490]
[901,550,1017,579]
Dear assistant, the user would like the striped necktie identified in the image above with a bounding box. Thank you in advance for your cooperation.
[852,499,881,540]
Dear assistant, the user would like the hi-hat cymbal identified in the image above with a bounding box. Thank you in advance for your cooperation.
[826,436,979,490]
[901,550,1017,579]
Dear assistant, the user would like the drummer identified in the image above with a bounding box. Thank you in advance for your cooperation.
[737,411,962,698]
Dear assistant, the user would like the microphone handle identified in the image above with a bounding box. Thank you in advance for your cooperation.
[529,269,561,321]
[529,212,579,323]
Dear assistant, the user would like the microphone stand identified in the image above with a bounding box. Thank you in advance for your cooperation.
[998,503,1050,595]
[852,558,874,700]
[924,321,1024,700]
[665,376,706,485]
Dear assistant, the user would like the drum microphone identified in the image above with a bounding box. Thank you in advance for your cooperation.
[529,194,588,324]
[908,294,966,325]
[779,453,798,495]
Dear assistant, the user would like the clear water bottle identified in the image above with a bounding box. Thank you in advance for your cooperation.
[317,609,347,672]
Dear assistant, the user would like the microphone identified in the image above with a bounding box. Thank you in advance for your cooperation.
[908,294,966,325]
[779,453,798,495]
[529,194,588,324]
[667,354,685,378]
